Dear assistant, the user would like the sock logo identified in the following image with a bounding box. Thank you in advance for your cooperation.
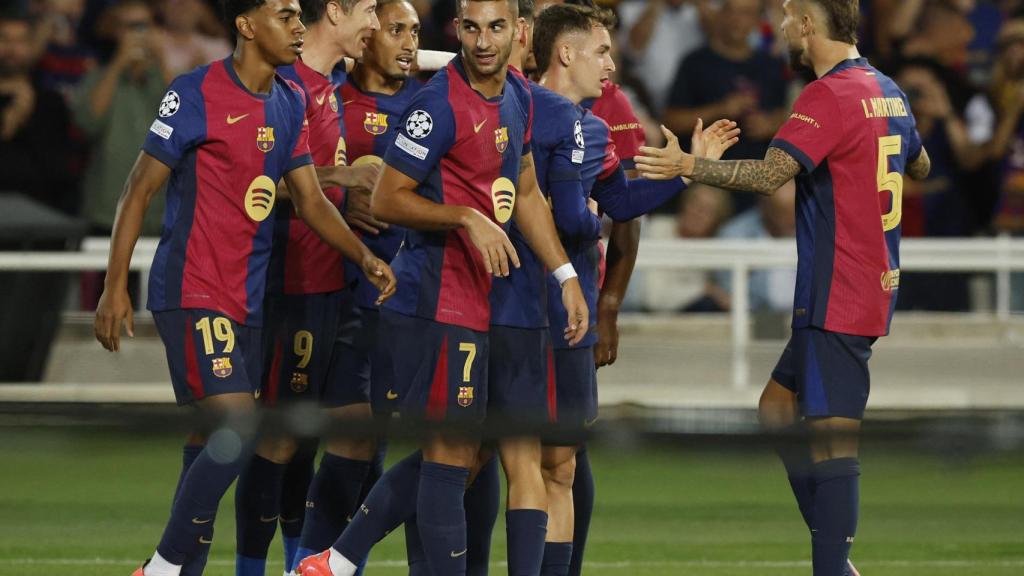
[360,504,370,515]
[260,514,280,523]
[191,517,212,525]
[305,500,315,509]
[198,536,213,544]
[846,536,856,543]
[450,549,467,558]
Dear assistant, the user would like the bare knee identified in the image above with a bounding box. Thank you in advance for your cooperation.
[541,448,577,490]
[257,436,299,464]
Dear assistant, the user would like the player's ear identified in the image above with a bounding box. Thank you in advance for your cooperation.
[558,41,572,68]
[236,14,256,42]
[516,17,526,46]
[326,0,343,24]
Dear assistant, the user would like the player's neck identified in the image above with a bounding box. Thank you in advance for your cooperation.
[231,45,277,95]
[538,70,582,105]
[811,42,861,79]
[301,25,346,77]
[462,54,507,98]
[352,65,402,95]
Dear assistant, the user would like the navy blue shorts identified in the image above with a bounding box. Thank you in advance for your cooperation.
[359,307,400,414]
[488,326,554,425]
[260,290,345,406]
[544,346,597,445]
[771,327,876,420]
[380,309,489,423]
[322,294,372,408]
[153,308,261,406]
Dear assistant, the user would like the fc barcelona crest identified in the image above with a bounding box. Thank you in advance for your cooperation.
[363,112,389,135]
[494,126,509,154]
[457,386,474,407]
[329,92,339,113]
[212,357,233,378]
[290,372,309,393]
[256,126,276,153]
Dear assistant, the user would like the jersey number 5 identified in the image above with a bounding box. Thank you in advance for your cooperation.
[878,135,903,232]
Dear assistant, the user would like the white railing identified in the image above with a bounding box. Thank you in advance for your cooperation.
[1,235,1023,389]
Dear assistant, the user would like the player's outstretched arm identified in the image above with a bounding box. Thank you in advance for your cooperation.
[285,164,396,303]
[906,146,931,181]
[636,126,799,196]
[514,152,589,346]
[372,162,521,277]
[94,152,171,352]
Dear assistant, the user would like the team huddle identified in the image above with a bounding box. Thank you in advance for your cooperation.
[93,0,930,575]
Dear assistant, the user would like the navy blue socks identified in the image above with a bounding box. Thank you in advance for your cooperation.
[811,458,860,576]
[417,462,470,576]
[775,426,816,531]
[280,446,316,571]
[295,452,371,562]
[465,456,500,576]
[569,448,594,576]
[540,542,573,576]
[234,455,287,575]
[507,509,548,576]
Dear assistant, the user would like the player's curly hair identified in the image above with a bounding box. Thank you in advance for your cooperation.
[532,3,616,77]
[518,0,535,21]
[806,0,859,45]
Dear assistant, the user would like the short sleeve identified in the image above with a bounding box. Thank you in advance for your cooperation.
[287,115,314,172]
[769,81,842,173]
[592,84,645,165]
[522,82,534,153]
[142,76,207,169]
[382,87,456,183]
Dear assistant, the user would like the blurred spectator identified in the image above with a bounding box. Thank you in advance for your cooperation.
[0,12,78,215]
[30,0,96,101]
[663,0,788,211]
[712,180,796,312]
[885,1,976,106]
[990,18,1024,310]
[73,0,169,239]
[155,0,230,77]
[629,184,733,313]
[617,0,708,114]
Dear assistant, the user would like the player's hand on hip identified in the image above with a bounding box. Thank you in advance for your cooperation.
[463,209,520,277]
[344,187,388,235]
[636,126,693,180]
[560,277,589,346]
[94,288,134,352]
[692,118,740,161]
[361,255,397,305]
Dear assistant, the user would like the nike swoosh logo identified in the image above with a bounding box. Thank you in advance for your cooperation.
[343,99,355,106]
[191,517,212,524]
[199,536,213,544]
[226,113,249,125]
[260,515,280,523]
[473,119,487,133]
[280,516,302,524]
[386,390,399,400]
[451,549,467,558]
[316,94,326,105]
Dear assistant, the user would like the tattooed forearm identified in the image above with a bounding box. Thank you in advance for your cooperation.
[691,147,801,195]
[906,146,931,181]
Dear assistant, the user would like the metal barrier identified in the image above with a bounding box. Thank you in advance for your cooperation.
[2,235,1022,389]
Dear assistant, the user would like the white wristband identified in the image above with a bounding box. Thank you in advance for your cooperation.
[552,263,578,285]
[417,50,457,72]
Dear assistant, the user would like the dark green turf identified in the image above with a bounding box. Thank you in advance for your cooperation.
[0,428,1021,575]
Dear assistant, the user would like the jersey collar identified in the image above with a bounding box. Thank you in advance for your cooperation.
[451,55,505,103]
[823,57,869,78]
[223,56,274,100]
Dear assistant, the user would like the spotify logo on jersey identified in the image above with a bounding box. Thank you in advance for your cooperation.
[491,177,516,224]
[245,175,277,222]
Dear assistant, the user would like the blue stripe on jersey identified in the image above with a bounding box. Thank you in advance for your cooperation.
[388,169,446,320]
[806,162,836,329]
[149,149,200,311]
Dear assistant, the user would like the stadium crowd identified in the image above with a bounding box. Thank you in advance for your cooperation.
[1,0,1023,312]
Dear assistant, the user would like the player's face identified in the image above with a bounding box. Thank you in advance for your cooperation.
[247,0,306,66]
[779,0,811,73]
[456,0,516,78]
[0,21,33,77]
[338,0,381,60]
[364,1,420,81]
[569,25,614,101]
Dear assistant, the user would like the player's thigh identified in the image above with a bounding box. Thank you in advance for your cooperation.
[260,291,345,407]
[498,436,542,480]
[488,326,552,429]
[759,379,799,430]
[382,309,489,425]
[154,308,261,407]
[807,416,862,462]
[791,327,875,420]
[323,402,375,461]
[543,345,597,447]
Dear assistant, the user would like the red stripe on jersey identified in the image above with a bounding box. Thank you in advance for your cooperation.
[180,63,267,322]
[184,313,204,401]
[426,335,450,421]
[546,345,557,422]
[265,335,283,407]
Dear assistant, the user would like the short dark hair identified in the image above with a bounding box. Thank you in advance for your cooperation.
[562,0,596,8]
[301,0,361,25]
[806,0,858,45]
[455,0,519,19]
[518,0,534,21]
[532,3,614,76]
[220,0,267,34]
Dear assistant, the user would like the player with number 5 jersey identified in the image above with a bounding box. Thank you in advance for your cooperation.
[634,1,931,575]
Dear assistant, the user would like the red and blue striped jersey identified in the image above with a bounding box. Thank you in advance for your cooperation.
[144,58,313,326]
[381,57,533,331]
[269,58,349,296]
[770,58,923,337]
[340,76,422,309]
[531,83,620,349]
[583,80,645,168]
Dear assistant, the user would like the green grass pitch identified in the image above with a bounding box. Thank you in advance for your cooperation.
[0,428,1021,575]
